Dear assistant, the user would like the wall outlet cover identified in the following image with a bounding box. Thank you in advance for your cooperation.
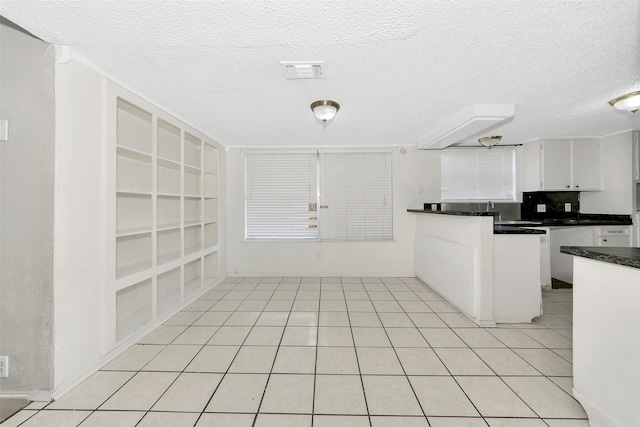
[0,356,8,378]
[537,204,546,213]
[565,203,572,212]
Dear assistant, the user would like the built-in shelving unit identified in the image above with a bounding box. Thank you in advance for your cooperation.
[110,90,220,345]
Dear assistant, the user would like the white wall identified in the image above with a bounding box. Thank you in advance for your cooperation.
[0,18,56,396]
[581,131,634,215]
[226,146,441,277]
[53,58,106,390]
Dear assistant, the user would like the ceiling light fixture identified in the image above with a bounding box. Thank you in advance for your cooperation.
[311,100,340,123]
[478,135,502,149]
[608,91,640,113]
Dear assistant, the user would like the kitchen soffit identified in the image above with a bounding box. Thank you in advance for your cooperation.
[0,0,639,147]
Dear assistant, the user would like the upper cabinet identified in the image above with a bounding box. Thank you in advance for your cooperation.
[522,138,602,192]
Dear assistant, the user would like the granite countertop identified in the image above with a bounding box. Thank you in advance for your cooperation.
[406,209,495,217]
[406,209,546,235]
[494,225,546,235]
[560,246,640,270]
[407,209,632,236]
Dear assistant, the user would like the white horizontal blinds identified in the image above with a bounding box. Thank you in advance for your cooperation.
[319,152,393,241]
[441,147,515,200]
[245,152,318,239]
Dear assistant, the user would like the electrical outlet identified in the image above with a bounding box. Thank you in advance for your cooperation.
[0,356,8,378]
[565,203,572,212]
[536,204,546,213]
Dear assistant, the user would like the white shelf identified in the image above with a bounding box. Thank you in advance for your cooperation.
[117,193,152,233]
[157,119,181,163]
[117,99,152,154]
[116,226,153,238]
[157,267,181,315]
[184,245,201,256]
[185,169,202,197]
[204,174,218,198]
[204,198,218,222]
[185,198,202,224]
[204,222,218,247]
[185,133,201,169]
[116,279,152,342]
[158,160,181,195]
[157,223,181,232]
[204,251,218,283]
[184,258,202,297]
[157,228,181,265]
[157,195,180,229]
[111,93,219,350]
[116,233,152,279]
[117,145,152,162]
[203,143,218,174]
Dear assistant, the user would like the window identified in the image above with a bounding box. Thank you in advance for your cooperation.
[441,147,516,201]
[245,150,393,241]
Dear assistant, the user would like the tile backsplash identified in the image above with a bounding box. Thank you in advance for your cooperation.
[521,191,579,220]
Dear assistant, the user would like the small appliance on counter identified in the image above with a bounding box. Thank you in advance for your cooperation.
[423,203,441,211]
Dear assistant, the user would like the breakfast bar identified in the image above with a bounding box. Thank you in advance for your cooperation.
[408,209,544,326]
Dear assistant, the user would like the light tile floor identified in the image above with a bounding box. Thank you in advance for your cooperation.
[3,277,588,427]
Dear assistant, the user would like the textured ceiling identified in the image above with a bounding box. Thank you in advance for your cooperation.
[1,0,639,147]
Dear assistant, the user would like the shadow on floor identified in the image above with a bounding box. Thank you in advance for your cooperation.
[0,398,29,423]
[552,278,573,289]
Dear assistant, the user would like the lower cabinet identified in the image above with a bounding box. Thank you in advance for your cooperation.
[548,226,632,284]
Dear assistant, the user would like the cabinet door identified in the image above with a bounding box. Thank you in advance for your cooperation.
[541,140,572,190]
[572,139,601,190]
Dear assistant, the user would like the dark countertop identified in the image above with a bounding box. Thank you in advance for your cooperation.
[406,209,546,235]
[407,209,632,235]
[494,225,546,235]
[407,209,495,217]
[560,246,640,270]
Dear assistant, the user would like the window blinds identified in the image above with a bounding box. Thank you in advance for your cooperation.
[441,147,515,201]
[245,152,318,239]
[245,150,393,241]
[319,152,393,241]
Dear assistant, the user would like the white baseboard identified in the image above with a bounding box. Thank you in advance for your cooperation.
[573,387,625,427]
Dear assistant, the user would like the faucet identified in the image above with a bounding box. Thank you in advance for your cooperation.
[487,201,501,222]
[486,200,495,212]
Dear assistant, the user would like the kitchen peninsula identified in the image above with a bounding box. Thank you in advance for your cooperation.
[408,209,545,326]
[560,246,640,427]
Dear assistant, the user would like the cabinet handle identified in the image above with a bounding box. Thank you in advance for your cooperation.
[575,185,579,188]
[566,185,570,188]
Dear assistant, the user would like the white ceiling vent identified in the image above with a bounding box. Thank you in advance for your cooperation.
[280,61,324,79]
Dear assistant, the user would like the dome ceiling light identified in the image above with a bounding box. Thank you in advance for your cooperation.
[478,135,502,149]
[311,100,340,124]
[608,91,640,113]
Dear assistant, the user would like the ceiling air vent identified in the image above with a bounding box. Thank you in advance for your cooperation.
[280,61,324,80]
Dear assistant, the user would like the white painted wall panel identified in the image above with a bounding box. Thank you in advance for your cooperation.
[53,59,106,390]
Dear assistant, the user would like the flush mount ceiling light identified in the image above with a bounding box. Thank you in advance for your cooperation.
[608,91,640,113]
[478,135,502,149]
[311,100,340,123]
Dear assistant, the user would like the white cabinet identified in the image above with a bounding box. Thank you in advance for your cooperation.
[522,138,601,191]
[594,225,632,247]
